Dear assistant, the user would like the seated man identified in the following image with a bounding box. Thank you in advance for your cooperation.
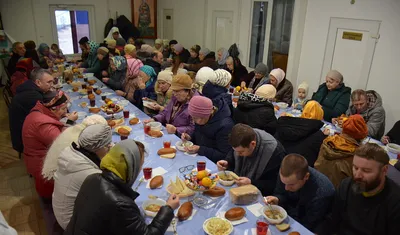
[381,120,400,145]
[320,143,400,235]
[265,154,335,232]
[217,124,286,195]
[334,89,385,140]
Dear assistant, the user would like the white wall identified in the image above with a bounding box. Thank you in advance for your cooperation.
[0,0,131,45]
[297,0,400,132]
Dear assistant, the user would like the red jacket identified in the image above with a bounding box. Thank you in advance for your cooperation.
[22,101,65,198]
[10,71,28,96]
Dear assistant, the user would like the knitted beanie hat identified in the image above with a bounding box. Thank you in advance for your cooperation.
[199,48,210,57]
[157,71,173,84]
[124,44,136,55]
[342,114,368,140]
[196,67,216,85]
[188,96,213,118]
[254,63,268,75]
[212,69,232,87]
[255,84,277,99]
[327,70,343,83]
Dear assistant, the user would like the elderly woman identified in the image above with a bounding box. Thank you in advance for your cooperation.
[187,45,201,64]
[275,101,329,166]
[145,74,198,136]
[53,124,112,229]
[246,62,269,91]
[217,47,229,69]
[234,84,278,135]
[105,27,122,41]
[311,70,351,121]
[95,47,110,79]
[10,58,38,95]
[314,114,368,187]
[80,41,101,74]
[153,38,163,52]
[106,39,120,56]
[64,140,180,235]
[145,71,173,113]
[184,48,219,72]
[182,96,234,163]
[226,56,248,87]
[38,43,55,69]
[193,66,213,93]
[269,68,293,105]
[124,44,143,74]
[22,91,78,198]
[202,69,233,116]
[102,56,127,90]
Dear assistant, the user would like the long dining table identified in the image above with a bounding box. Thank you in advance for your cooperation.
[61,75,314,235]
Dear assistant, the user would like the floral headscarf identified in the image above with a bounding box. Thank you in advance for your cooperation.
[111,56,127,71]
[43,90,70,110]
[88,41,99,56]
[139,65,157,87]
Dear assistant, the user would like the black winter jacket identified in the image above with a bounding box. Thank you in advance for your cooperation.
[275,116,326,166]
[144,59,162,75]
[64,171,175,235]
[233,99,277,135]
[9,80,44,153]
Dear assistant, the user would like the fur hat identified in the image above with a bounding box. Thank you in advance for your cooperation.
[170,74,193,90]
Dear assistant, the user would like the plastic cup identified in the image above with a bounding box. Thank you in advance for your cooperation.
[256,219,269,235]
[89,99,95,107]
[120,135,128,140]
[163,141,171,148]
[143,167,152,180]
[101,95,106,101]
[144,123,151,135]
[123,110,129,118]
[197,161,206,171]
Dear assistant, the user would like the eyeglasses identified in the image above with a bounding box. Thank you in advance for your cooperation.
[179,165,194,174]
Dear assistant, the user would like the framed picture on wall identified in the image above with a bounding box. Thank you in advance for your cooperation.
[131,0,157,39]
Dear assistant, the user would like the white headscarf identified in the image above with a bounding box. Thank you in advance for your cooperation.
[105,27,122,40]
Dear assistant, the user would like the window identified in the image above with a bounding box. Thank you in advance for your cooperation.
[50,5,95,55]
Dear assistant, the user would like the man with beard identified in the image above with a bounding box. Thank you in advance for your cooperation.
[320,143,400,235]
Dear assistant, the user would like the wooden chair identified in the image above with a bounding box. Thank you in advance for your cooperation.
[2,83,12,108]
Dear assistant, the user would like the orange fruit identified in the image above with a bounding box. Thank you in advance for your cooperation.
[197,170,208,180]
[201,177,212,187]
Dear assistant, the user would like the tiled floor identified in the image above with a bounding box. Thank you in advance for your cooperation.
[0,88,47,235]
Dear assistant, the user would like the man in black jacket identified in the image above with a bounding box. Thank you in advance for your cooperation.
[65,140,180,235]
[144,51,163,75]
[9,69,54,154]
[7,42,26,75]
[320,143,400,235]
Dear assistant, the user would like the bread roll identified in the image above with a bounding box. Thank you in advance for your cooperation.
[203,186,225,197]
[88,94,95,100]
[95,89,102,95]
[148,130,163,138]
[288,232,299,235]
[117,127,130,136]
[157,148,177,155]
[88,79,96,85]
[108,120,116,127]
[149,175,163,189]
[104,98,112,103]
[89,107,100,113]
[225,207,245,221]
[129,118,139,125]
[276,223,290,232]
[177,202,193,221]
[72,87,79,92]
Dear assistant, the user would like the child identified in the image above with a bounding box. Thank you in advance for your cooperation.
[293,82,309,110]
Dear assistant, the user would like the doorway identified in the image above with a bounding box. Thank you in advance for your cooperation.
[162,9,174,40]
[212,11,234,52]
[320,18,380,90]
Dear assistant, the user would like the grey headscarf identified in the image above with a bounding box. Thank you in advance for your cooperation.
[118,139,142,186]
[249,63,270,90]
[77,124,112,152]
[199,48,210,57]
[234,129,277,180]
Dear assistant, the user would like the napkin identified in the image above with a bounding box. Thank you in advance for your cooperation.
[216,211,248,226]
[246,203,264,217]
[184,152,198,157]
[250,228,271,235]
[145,167,168,188]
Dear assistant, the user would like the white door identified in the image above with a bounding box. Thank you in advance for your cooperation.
[320,18,380,90]
[212,11,234,51]
[162,9,173,40]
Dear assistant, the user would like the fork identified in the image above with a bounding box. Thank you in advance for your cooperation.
[171,218,178,235]
[134,177,144,191]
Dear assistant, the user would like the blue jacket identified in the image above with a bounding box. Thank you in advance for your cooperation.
[202,81,233,117]
[192,98,234,163]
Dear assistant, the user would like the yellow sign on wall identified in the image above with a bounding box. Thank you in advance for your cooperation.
[342,31,363,41]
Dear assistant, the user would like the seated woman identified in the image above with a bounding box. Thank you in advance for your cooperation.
[105,26,122,41]
[314,114,368,187]
[102,56,127,90]
[127,37,135,45]
[138,65,157,100]
[38,43,55,69]
[182,96,234,163]
[311,70,351,121]
[246,63,269,92]
[22,90,78,199]
[226,56,248,87]
[165,56,188,75]
[80,41,101,74]
[124,44,143,74]
[269,68,293,105]
[145,74,197,136]
[64,140,180,235]
[234,84,277,135]
[50,44,66,61]
[144,71,173,114]
[193,66,213,93]
[202,69,233,116]
[187,45,201,64]
[106,39,120,56]
[217,47,229,69]
[275,101,329,166]
[24,40,40,64]
[184,48,219,72]
[95,47,110,79]
[10,58,38,95]
[382,120,400,145]
[116,38,126,56]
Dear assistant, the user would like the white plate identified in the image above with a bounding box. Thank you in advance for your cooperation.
[260,205,287,224]
[276,102,288,109]
[175,141,193,151]
[203,217,233,235]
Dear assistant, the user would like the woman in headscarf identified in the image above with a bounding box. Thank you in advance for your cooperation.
[106,39,120,56]
[187,45,201,64]
[53,124,112,230]
[202,69,233,116]
[269,68,293,105]
[217,47,229,69]
[311,70,351,121]
[38,43,56,69]
[10,58,39,95]
[153,38,163,52]
[314,114,368,187]
[24,40,40,64]
[50,43,66,60]
[226,56,248,87]
[79,41,101,73]
[144,70,173,115]
[247,62,269,92]
[22,90,78,199]
[193,66,213,93]
[275,101,329,166]
[184,48,218,72]
[64,140,180,235]
[95,47,110,79]
[105,26,122,41]
[234,84,278,135]
[139,65,157,100]
[102,55,127,90]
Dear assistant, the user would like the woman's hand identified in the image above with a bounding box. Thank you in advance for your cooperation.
[217,160,228,171]
[102,77,110,83]
[166,124,177,134]
[143,119,155,124]
[115,90,125,97]
[66,111,78,121]
[235,177,251,186]
[185,145,200,154]
[181,133,191,141]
